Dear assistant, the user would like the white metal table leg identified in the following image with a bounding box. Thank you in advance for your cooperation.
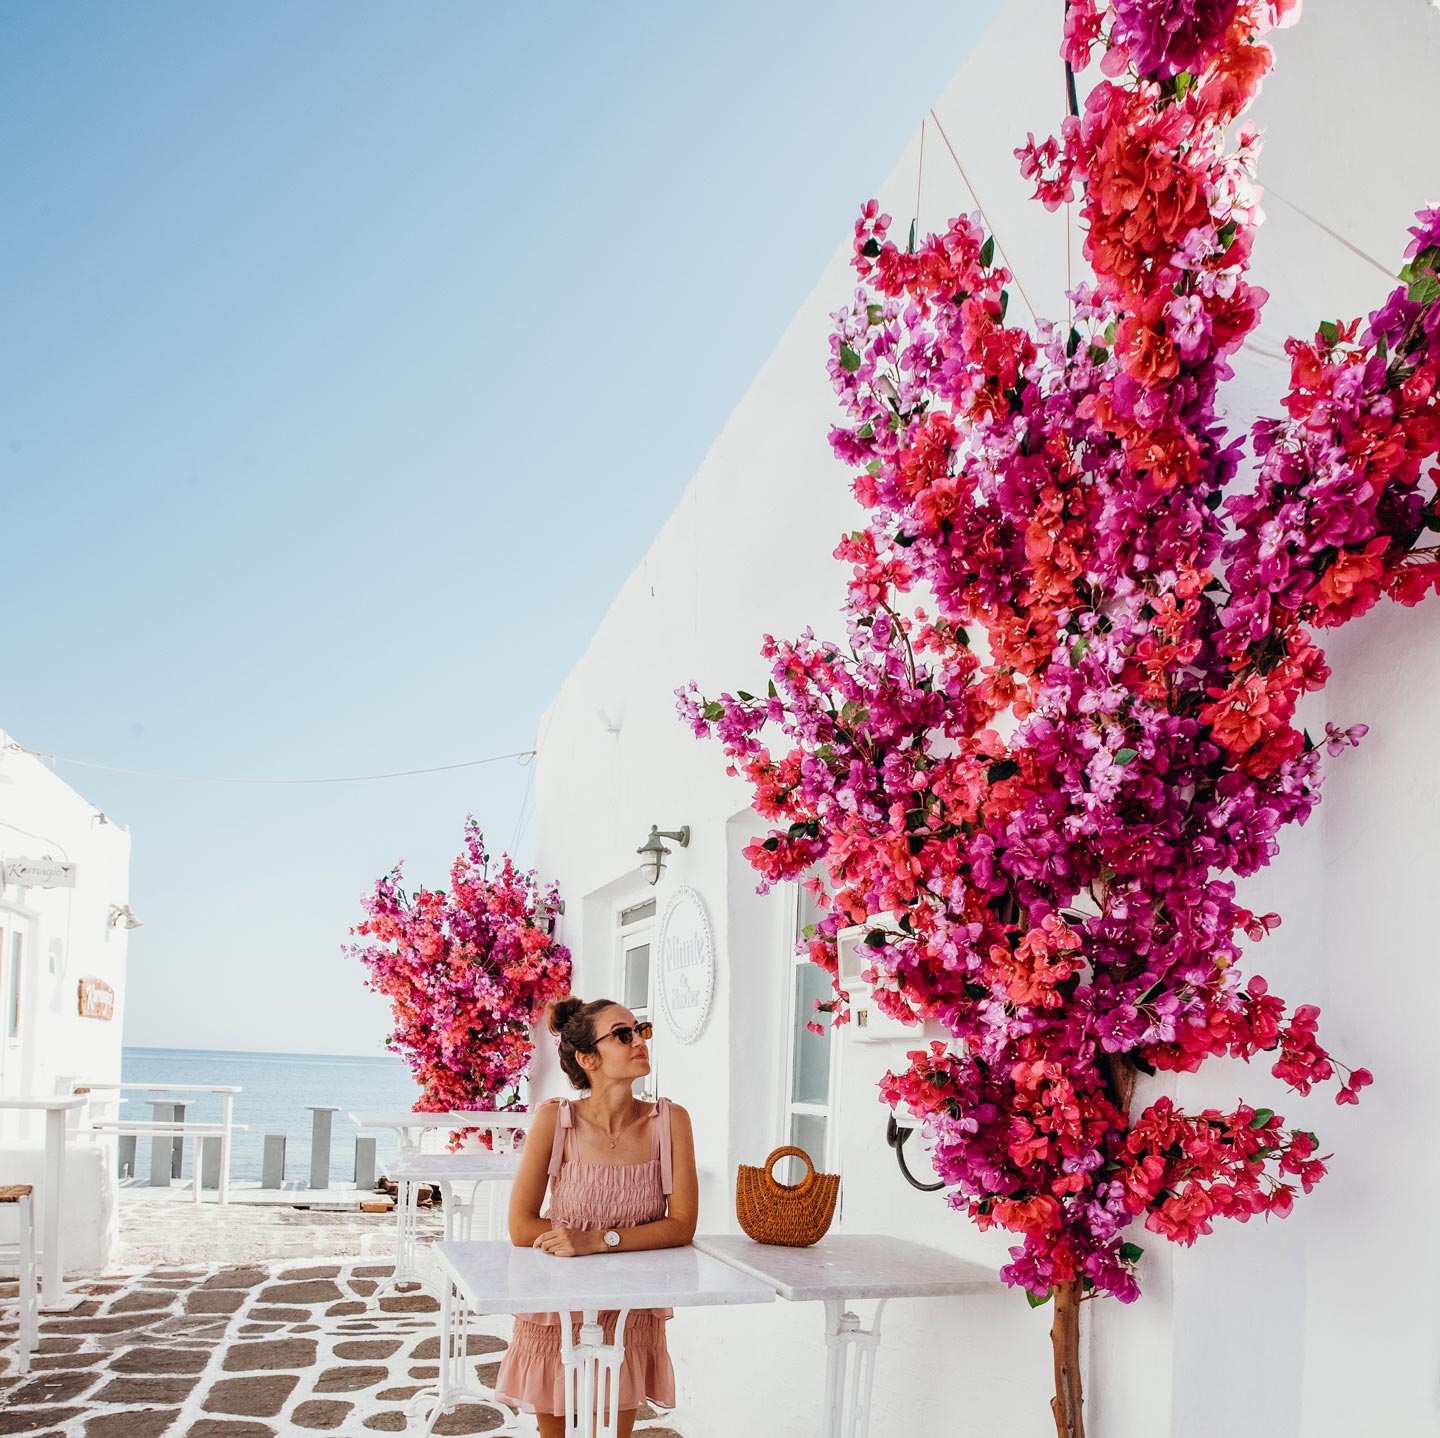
[39,1107,80,1313]
[219,1092,234,1205]
[559,1306,630,1438]
[821,1297,888,1438]
[408,1273,525,1435]
[379,1176,440,1298]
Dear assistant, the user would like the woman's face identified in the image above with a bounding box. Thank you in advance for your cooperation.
[584,1004,651,1086]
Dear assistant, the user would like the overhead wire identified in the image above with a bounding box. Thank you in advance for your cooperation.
[927,107,1040,326]
[4,741,535,786]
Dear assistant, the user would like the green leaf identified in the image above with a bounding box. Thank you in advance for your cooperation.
[1070,636,1089,664]
[1408,272,1440,307]
[866,459,881,476]
[1088,344,1109,365]
[861,237,881,259]
[1218,219,1238,251]
[866,303,884,326]
[1120,1242,1145,1264]
[857,421,875,440]
[907,218,918,255]
[987,759,1020,783]
[1066,327,1082,358]
[1104,321,1117,345]
[1114,747,1138,766]
[979,235,996,268]
[761,837,780,852]
[865,929,889,949]
[1318,319,1340,346]
[839,344,863,373]
[999,290,1010,321]
[1026,1287,1053,1309]
[702,700,725,722]
[1173,71,1195,100]
[1249,1107,1275,1129]
[767,679,779,699]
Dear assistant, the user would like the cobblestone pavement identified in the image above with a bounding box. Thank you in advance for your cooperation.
[0,1263,683,1437]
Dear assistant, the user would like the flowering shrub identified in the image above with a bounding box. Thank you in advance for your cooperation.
[682,0,1436,1324]
[347,818,571,1122]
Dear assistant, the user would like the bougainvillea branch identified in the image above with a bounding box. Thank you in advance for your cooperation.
[680,5,1434,1426]
[346,818,571,1126]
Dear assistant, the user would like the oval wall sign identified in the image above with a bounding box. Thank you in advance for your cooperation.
[656,885,715,1044]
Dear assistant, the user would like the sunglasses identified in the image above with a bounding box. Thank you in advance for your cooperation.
[593,1020,654,1048]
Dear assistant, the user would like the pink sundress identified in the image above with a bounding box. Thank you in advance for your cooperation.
[493,1097,677,1417]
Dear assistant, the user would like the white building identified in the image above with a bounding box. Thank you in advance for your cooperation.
[0,731,133,1272]
[530,1,1440,1434]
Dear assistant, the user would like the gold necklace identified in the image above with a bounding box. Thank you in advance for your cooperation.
[586,1102,644,1149]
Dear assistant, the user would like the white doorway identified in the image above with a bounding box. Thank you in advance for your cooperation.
[0,907,32,1096]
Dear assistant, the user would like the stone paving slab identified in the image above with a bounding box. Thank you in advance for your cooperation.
[0,1263,684,1437]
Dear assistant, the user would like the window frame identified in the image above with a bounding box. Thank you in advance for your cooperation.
[615,904,657,1100]
[779,876,842,1174]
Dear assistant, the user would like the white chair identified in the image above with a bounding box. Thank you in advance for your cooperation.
[0,1183,38,1374]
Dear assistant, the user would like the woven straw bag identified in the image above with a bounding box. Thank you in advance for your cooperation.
[735,1146,840,1247]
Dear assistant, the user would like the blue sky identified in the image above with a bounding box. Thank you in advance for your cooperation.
[1,0,999,1055]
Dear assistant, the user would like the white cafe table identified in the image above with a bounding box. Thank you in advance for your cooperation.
[421,1240,775,1438]
[0,1095,89,1312]
[349,1111,533,1298]
[696,1234,1000,1438]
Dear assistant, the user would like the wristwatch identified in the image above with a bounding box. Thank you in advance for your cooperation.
[603,1229,621,1250]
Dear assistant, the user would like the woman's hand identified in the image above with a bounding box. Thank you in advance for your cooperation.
[532,1226,601,1258]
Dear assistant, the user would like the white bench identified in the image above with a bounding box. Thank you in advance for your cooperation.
[73,1082,244,1204]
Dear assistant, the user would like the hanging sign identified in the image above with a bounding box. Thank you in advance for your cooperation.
[5,857,77,888]
[656,885,715,1044]
[77,977,115,1021]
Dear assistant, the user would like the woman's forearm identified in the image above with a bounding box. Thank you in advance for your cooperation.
[608,1217,694,1252]
[510,1213,554,1247]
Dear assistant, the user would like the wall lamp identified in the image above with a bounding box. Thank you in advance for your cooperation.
[637,825,690,886]
[108,904,143,930]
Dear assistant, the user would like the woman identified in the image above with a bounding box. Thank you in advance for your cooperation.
[496,996,698,1438]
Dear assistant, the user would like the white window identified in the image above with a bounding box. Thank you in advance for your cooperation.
[6,928,19,1040]
[780,878,840,1180]
[616,899,656,1099]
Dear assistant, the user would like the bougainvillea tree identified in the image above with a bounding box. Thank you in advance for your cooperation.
[347,818,571,1126]
[680,2,1439,1431]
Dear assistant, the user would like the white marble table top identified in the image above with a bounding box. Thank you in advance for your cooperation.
[694,1234,1000,1302]
[435,1240,776,1313]
[390,1151,521,1182]
[350,1110,535,1132]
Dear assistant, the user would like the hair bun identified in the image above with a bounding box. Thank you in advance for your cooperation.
[550,996,584,1035]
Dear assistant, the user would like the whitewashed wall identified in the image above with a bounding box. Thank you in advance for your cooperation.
[532,2,1440,1433]
[0,731,133,1271]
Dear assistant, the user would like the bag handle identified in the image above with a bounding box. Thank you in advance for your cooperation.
[764,1145,816,1193]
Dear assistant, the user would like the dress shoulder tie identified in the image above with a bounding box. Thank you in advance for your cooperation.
[650,1097,674,1195]
[547,1098,573,1179]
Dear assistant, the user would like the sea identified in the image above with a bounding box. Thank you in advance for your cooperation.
[120,1045,425,1185]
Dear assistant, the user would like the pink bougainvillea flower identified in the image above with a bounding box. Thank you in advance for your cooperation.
[680,0,1434,1309]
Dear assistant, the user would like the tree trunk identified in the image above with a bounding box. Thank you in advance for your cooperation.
[1049,1279,1085,1438]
